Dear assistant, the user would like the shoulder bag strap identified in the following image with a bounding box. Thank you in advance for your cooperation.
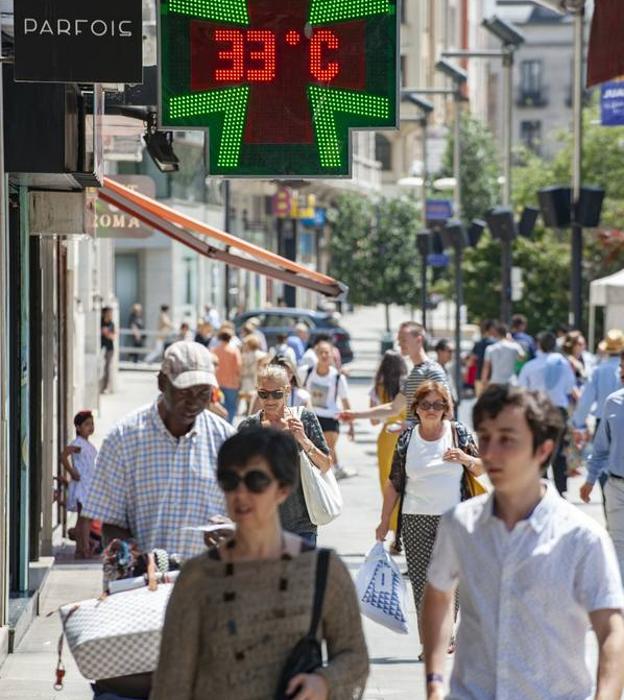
[308,548,331,638]
[451,421,459,449]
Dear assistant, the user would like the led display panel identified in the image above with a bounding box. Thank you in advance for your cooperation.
[159,0,398,177]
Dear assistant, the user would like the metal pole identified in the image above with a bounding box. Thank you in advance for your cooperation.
[570,9,584,329]
[223,180,231,320]
[0,16,8,626]
[421,117,428,329]
[453,93,462,221]
[454,243,463,407]
[453,92,462,406]
[501,50,514,324]
[420,252,427,329]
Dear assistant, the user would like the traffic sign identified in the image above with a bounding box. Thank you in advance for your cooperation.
[426,199,454,221]
[601,80,624,126]
[159,0,399,177]
[427,253,450,268]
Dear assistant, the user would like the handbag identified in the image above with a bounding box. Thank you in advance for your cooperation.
[57,554,173,683]
[451,422,488,499]
[355,542,409,634]
[294,407,343,525]
[275,549,330,700]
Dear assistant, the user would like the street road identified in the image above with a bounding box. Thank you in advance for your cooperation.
[0,304,609,698]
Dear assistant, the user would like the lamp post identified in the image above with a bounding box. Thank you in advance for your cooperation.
[403,62,467,401]
[441,220,468,403]
[416,230,432,328]
[443,16,525,324]
[533,0,586,328]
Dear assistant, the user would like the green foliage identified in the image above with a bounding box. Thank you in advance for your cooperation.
[438,112,501,224]
[438,105,624,332]
[329,193,421,312]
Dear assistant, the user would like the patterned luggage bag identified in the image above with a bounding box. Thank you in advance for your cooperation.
[59,582,173,680]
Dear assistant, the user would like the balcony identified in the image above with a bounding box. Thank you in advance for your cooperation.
[516,87,549,108]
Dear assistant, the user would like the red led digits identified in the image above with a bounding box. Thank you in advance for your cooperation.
[246,30,276,82]
[310,30,339,82]
[215,29,244,82]
[212,28,340,84]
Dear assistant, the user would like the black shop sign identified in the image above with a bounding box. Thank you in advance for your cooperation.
[14,0,142,83]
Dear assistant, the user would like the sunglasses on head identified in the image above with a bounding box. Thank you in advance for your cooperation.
[419,400,447,411]
[219,470,274,494]
[257,389,285,400]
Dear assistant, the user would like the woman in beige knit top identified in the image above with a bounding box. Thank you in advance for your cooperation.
[151,427,368,700]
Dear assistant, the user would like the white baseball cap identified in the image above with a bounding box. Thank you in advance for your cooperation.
[161,341,218,389]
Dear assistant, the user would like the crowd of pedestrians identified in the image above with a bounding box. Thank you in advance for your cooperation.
[72,309,624,700]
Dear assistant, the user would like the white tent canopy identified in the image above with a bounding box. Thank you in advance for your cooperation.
[589,268,624,350]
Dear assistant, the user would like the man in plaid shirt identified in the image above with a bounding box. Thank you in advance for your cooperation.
[83,341,234,559]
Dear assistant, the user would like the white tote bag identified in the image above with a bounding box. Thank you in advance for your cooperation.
[295,407,343,525]
[59,581,173,680]
[355,542,410,634]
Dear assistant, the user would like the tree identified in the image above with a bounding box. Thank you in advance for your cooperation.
[437,112,501,225]
[329,193,421,330]
[436,104,624,334]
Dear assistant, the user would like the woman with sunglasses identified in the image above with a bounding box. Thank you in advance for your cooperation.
[153,428,368,700]
[238,365,331,547]
[375,380,483,660]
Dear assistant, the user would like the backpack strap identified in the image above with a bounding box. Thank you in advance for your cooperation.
[308,549,330,638]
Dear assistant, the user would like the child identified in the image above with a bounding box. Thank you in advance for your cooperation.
[61,410,98,559]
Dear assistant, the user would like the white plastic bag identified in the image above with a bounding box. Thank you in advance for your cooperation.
[296,408,343,525]
[355,542,410,634]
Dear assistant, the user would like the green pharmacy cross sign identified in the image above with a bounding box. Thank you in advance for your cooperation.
[159,0,398,177]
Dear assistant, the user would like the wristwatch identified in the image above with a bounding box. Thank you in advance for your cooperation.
[426,672,444,685]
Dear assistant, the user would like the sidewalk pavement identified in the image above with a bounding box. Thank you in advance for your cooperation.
[0,305,609,698]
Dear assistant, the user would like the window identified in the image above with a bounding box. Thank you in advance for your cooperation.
[520,60,542,93]
[519,60,546,106]
[400,55,407,88]
[375,133,392,171]
[520,120,542,154]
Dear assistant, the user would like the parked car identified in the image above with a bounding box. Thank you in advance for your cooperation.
[233,308,354,364]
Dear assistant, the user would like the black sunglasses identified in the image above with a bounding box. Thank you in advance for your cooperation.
[419,400,447,411]
[219,470,274,493]
[257,389,285,400]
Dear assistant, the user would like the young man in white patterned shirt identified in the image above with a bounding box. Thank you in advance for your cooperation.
[83,341,234,560]
[422,384,624,700]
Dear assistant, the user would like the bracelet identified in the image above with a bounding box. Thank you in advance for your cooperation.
[466,457,475,472]
[305,444,315,455]
[426,672,444,685]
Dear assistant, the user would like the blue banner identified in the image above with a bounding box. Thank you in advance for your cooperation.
[426,199,453,221]
[601,81,624,126]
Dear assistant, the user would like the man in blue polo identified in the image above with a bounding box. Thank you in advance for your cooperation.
[580,351,624,581]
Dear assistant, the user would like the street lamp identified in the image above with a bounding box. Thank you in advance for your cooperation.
[401,63,467,330]
[404,93,434,231]
[416,230,432,329]
[443,15,525,325]
[441,219,469,404]
[533,0,586,328]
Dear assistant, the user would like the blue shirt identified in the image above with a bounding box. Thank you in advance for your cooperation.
[512,331,537,361]
[83,401,234,559]
[586,388,624,485]
[572,356,621,428]
[517,352,576,409]
[287,335,306,362]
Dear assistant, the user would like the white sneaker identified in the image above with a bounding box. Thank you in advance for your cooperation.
[334,465,357,480]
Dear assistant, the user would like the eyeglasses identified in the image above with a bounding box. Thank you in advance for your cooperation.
[418,400,447,411]
[257,389,285,400]
[219,470,274,494]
